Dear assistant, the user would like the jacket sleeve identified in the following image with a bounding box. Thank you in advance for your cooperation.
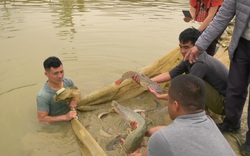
[169,61,188,79]
[195,0,236,51]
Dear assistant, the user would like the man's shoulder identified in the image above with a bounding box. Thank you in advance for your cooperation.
[198,52,220,62]
[200,52,228,68]
[155,122,181,136]
[37,82,54,99]
[37,86,51,100]
[63,77,74,87]
[37,83,48,95]
[63,77,72,82]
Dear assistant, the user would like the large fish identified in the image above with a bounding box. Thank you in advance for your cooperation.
[53,86,81,102]
[111,100,147,153]
[115,71,163,93]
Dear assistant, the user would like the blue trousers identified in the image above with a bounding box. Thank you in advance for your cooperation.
[224,37,250,143]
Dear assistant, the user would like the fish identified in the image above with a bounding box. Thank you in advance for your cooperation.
[53,86,81,102]
[115,71,163,93]
[105,134,128,151]
[111,100,147,153]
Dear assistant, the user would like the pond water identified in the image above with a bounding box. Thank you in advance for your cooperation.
[0,0,198,155]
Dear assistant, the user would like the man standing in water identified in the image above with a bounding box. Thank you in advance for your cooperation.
[37,56,78,122]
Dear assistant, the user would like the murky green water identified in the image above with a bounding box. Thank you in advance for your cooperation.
[0,0,198,155]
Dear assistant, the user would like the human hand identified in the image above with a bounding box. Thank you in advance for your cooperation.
[183,17,192,22]
[148,86,168,99]
[183,46,201,64]
[129,121,138,130]
[148,85,162,97]
[69,100,78,108]
[65,110,77,120]
[131,74,140,84]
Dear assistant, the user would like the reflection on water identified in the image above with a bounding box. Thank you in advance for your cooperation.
[0,0,197,155]
[49,0,84,40]
[1,0,189,41]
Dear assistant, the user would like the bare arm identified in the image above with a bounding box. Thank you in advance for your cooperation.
[146,126,166,137]
[151,72,171,83]
[37,110,77,123]
[190,6,196,19]
[198,6,219,31]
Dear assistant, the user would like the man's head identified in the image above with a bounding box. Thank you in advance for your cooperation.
[178,27,201,57]
[43,56,64,86]
[43,56,62,71]
[167,74,205,120]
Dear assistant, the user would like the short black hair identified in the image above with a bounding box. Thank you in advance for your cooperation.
[168,74,205,112]
[179,27,201,45]
[43,56,62,71]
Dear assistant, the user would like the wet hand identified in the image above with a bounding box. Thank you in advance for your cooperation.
[129,121,138,130]
[69,100,78,108]
[66,110,77,120]
[148,86,168,99]
[131,74,140,84]
[184,46,200,63]
[148,85,159,96]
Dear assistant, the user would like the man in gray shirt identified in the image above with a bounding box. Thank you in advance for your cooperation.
[128,75,236,156]
[37,56,78,122]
